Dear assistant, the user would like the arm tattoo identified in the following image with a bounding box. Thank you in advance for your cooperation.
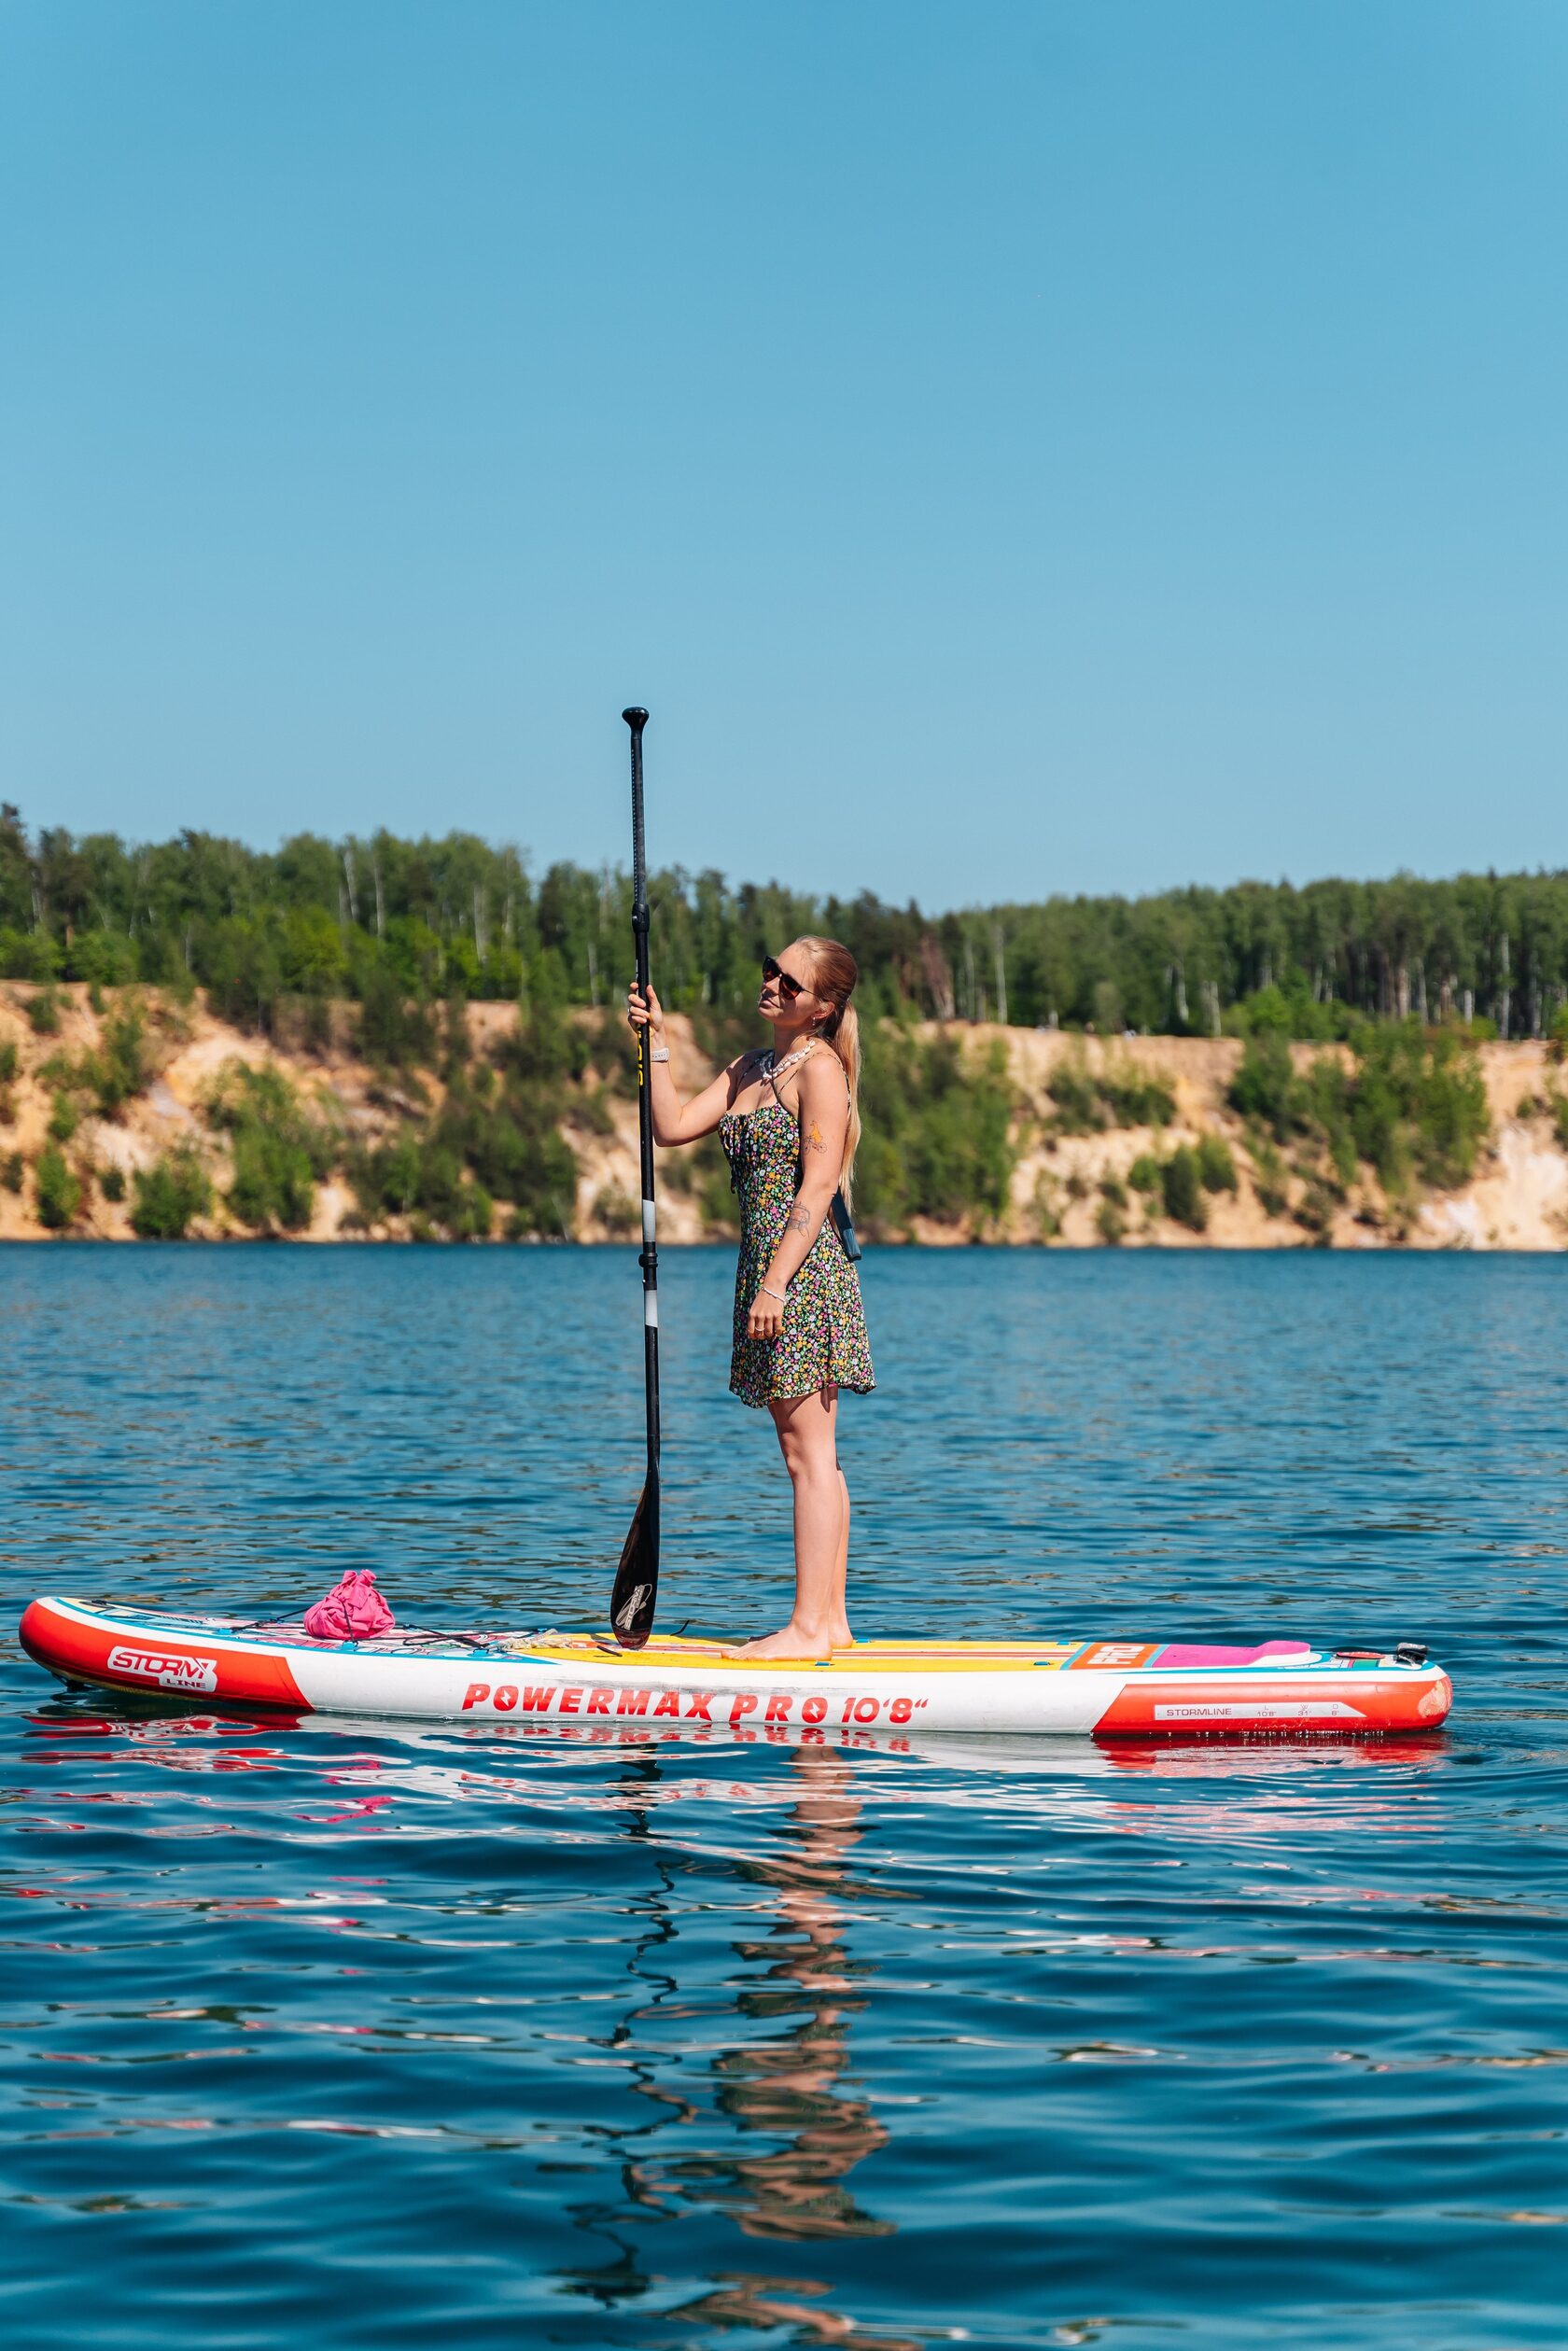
[803,1119,828,1154]
[785,1206,812,1234]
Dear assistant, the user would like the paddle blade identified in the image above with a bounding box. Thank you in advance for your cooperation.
[610,1476,660,1649]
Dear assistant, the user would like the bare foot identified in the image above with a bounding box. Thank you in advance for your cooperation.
[735,1619,847,1661]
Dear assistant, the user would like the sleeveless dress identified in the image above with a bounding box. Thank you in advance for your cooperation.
[719,1065,875,1409]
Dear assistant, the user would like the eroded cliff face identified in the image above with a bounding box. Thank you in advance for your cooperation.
[973,1027,1568,1252]
[1,986,1564,1247]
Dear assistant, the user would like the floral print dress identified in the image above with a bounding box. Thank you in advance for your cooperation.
[719,1072,875,1409]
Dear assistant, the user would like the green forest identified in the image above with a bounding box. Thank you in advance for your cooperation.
[5,807,1568,1044]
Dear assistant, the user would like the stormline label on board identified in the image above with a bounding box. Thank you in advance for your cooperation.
[1151,1699,1365,1722]
[106,1645,219,1695]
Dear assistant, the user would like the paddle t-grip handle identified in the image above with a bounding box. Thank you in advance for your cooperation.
[623,708,650,928]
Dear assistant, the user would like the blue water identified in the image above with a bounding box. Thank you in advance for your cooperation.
[4,1246,1567,2348]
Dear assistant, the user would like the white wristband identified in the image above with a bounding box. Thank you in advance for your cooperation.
[651,1046,670,1062]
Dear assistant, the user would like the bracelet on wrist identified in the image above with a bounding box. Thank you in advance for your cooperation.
[651,1045,670,1062]
[760,1283,788,1305]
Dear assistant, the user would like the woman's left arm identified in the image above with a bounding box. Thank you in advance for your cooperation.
[747,1057,849,1339]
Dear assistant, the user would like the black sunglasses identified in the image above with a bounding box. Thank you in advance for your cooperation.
[762,954,807,1004]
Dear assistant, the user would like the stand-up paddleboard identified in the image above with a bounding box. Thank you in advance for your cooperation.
[20,1598,1451,1740]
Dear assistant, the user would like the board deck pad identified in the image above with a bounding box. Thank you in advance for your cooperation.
[20,1597,1453,1742]
[524,1634,1088,1672]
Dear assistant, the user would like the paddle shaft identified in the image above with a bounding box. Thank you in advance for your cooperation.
[609,707,662,1645]
[627,707,660,1480]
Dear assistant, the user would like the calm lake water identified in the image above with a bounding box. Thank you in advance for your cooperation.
[4,1245,1567,2348]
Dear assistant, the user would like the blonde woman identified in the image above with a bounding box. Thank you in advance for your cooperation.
[627,937,874,1658]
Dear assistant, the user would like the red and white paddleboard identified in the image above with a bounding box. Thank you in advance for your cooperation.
[19,1597,1452,1741]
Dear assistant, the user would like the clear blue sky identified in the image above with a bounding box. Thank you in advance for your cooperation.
[2,2,1563,909]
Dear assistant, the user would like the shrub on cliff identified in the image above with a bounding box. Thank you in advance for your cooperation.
[206,1062,336,1232]
[1349,1026,1488,1190]
[459,1116,576,1234]
[351,1129,515,1240]
[1197,1133,1238,1193]
[1160,1146,1208,1231]
[589,1007,643,1099]
[1228,1035,1301,1136]
[26,983,63,1034]
[1046,1055,1173,1134]
[446,1177,494,1240]
[36,1004,151,1133]
[1099,1064,1175,1129]
[94,1008,148,1116]
[1231,1024,1488,1196]
[1295,1178,1337,1242]
[858,1033,1015,1229]
[593,1182,637,1236]
[496,999,591,1087]
[396,1141,492,1237]
[35,1145,81,1230]
[231,1127,316,1231]
[424,1057,579,1235]
[1046,1062,1102,1133]
[131,1148,212,1239]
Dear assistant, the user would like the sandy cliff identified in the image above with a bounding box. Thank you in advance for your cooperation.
[1,986,1564,1247]
[974,1026,1568,1252]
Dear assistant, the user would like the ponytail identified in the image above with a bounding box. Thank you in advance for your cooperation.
[828,1001,861,1210]
[798,936,861,1209]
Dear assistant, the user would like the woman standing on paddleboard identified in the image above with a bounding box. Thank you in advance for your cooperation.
[627,938,874,1659]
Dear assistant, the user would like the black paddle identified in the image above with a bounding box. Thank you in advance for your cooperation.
[609,707,660,1649]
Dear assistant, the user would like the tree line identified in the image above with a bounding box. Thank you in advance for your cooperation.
[4,806,1566,1040]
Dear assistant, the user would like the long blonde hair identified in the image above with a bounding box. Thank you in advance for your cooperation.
[797,935,861,1209]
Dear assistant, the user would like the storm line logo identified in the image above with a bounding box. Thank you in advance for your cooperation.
[106,1645,218,1694]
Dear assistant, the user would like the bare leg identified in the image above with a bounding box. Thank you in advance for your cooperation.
[740,1387,851,1658]
[832,1469,852,1645]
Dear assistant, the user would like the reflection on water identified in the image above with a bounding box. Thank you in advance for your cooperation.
[5,1248,1568,2349]
[668,1765,914,2350]
[655,1749,891,2245]
[562,1747,913,2351]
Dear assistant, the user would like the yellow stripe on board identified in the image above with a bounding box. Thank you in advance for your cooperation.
[518,1635,1085,1675]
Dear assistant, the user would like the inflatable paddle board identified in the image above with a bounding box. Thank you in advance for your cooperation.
[20,1597,1452,1740]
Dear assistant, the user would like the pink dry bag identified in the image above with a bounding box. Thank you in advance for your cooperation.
[303,1570,395,1641]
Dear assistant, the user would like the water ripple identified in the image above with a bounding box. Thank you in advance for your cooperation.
[3,1246,1567,2348]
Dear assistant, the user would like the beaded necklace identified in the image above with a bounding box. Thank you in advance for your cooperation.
[757,1039,817,1095]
